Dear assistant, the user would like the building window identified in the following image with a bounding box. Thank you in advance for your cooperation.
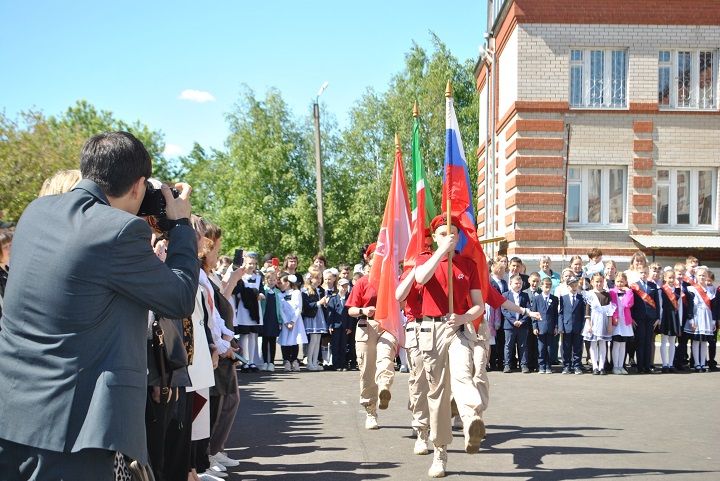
[658,50,716,109]
[570,49,628,108]
[567,166,627,226]
[657,168,716,227]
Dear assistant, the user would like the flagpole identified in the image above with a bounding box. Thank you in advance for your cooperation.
[445,80,454,317]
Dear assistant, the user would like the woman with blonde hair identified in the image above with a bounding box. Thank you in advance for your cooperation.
[38,169,82,197]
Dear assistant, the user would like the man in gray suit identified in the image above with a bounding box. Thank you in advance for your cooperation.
[0,132,200,480]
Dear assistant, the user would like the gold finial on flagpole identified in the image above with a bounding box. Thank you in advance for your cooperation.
[394,132,400,151]
[413,100,419,118]
[445,80,453,98]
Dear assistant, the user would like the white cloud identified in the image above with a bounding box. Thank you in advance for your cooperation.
[163,143,184,158]
[178,89,216,103]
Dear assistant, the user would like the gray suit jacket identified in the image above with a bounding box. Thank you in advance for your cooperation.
[0,180,199,463]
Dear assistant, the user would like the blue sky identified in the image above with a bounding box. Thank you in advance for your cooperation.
[1,1,487,158]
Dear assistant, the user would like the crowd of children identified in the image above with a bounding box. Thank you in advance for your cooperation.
[220,248,718,379]
[484,250,719,375]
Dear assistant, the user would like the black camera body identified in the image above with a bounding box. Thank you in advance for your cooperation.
[138,180,179,217]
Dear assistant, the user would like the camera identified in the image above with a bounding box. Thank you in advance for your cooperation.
[138,179,179,217]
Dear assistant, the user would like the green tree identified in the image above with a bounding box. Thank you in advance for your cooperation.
[322,34,479,264]
[0,100,166,222]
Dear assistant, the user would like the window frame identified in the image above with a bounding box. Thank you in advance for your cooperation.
[656,168,717,229]
[566,166,628,228]
[569,48,629,109]
[658,49,718,110]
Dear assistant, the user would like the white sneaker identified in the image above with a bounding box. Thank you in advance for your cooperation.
[283,360,292,371]
[427,445,447,477]
[199,473,225,481]
[364,405,379,430]
[208,460,227,472]
[259,363,268,371]
[291,360,300,371]
[413,427,431,455]
[213,451,240,467]
[267,363,275,372]
[198,471,227,481]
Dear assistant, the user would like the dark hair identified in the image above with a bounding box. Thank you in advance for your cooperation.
[509,257,523,265]
[80,131,152,197]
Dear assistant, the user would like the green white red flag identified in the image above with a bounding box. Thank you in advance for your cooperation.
[403,106,437,267]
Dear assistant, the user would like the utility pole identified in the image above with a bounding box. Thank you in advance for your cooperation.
[313,81,328,251]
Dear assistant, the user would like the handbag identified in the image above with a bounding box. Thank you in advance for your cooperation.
[114,452,156,481]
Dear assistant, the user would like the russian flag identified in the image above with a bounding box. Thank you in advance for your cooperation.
[442,87,505,318]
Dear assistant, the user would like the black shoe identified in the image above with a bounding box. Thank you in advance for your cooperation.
[593,369,600,375]
[249,364,259,372]
[694,366,702,373]
[701,367,707,373]
[668,366,676,373]
[599,369,607,375]
[661,367,669,373]
[709,365,718,372]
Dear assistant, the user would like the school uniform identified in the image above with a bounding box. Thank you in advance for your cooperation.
[488,276,507,370]
[685,284,715,370]
[531,292,559,373]
[709,290,720,369]
[325,289,350,370]
[524,287,541,371]
[501,289,532,371]
[559,291,586,372]
[674,278,694,369]
[629,280,660,373]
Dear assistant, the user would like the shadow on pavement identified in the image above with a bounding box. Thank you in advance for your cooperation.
[452,424,716,480]
[224,372,398,480]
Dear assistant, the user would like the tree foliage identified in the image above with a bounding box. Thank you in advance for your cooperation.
[0,100,165,222]
[2,35,478,269]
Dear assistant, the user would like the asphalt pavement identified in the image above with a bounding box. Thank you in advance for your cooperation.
[220,362,719,481]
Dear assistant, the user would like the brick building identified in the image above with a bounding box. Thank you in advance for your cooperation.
[475,0,720,266]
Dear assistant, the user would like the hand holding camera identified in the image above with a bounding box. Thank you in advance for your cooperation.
[163,182,192,220]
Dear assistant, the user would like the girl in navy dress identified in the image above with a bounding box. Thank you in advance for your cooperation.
[260,268,283,371]
[301,272,328,371]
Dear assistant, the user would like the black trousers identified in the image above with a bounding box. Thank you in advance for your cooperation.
[0,437,114,481]
[708,330,718,368]
[281,344,299,362]
[490,328,505,369]
[345,324,358,368]
[261,335,277,364]
[674,331,691,367]
[330,327,348,369]
[146,387,178,481]
[163,387,192,481]
[635,319,655,371]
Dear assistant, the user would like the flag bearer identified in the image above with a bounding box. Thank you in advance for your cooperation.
[346,243,397,430]
[414,214,485,478]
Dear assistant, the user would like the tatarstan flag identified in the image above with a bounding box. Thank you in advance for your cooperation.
[403,102,437,267]
[369,135,411,344]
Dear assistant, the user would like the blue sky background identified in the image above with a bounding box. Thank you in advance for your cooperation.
[1,1,487,158]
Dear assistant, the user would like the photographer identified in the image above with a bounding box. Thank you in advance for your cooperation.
[0,131,199,480]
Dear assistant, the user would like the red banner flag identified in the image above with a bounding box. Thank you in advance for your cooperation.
[369,136,412,344]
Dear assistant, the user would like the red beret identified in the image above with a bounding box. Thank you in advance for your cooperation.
[365,242,377,258]
[430,214,460,233]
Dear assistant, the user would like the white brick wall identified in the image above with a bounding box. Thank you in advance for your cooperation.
[498,28,519,118]
[655,115,720,166]
[567,114,634,165]
[517,24,720,104]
